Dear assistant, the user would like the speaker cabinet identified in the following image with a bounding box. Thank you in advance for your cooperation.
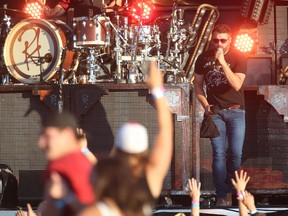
[244,55,273,86]
[0,165,18,208]
[18,170,44,205]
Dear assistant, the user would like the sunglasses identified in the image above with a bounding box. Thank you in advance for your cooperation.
[212,38,229,44]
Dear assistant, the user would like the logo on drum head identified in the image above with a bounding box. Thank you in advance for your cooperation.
[18,27,42,70]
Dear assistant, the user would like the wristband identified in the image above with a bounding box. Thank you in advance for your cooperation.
[192,200,200,204]
[191,203,200,208]
[151,86,165,99]
[81,147,90,155]
[237,192,244,200]
[250,209,257,215]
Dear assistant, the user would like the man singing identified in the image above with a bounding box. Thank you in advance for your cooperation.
[193,24,247,206]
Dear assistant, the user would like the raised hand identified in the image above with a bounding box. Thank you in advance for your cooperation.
[187,178,201,201]
[231,170,250,192]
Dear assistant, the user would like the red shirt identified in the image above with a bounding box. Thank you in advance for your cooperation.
[44,151,94,205]
[57,0,70,10]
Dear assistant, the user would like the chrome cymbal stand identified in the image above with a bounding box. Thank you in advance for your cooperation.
[165,4,186,83]
[104,14,129,83]
[1,4,11,85]
[86,48,103,83]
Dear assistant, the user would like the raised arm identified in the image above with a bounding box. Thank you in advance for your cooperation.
[187,178,201,216]
[145,62,173,198]
[231,170,251,216]
[216,49,246,91]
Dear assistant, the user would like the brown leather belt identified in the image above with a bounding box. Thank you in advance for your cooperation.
[223,104,242,110]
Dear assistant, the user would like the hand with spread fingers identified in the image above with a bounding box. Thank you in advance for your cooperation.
[186,178,201,216]
[231,170,250,193]
[187,178,201,201]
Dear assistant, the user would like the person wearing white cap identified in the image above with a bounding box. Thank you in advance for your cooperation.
[111,62,173,211]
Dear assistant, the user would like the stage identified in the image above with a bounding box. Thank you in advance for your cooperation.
[0,83,287,212]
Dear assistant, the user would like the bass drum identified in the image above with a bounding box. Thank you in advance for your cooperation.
[4,19,78,84]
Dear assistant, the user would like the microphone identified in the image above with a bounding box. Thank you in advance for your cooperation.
[215,48,223,65]
[39,53,52,63]
[217,47,223,53]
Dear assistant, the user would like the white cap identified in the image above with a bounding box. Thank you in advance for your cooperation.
[115,122,148,154]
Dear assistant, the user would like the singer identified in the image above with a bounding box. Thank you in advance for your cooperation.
[193,24,247,206]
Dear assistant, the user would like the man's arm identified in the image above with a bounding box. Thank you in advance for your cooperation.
[193,73,212,115]
[216,50,246,91]
[145,62,173,198]
[44,4,66,18]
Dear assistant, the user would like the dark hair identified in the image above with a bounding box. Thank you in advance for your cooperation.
[92,157,152,216]
[113,149,149,178]
[212,24,232,35]
[41,112,78,133]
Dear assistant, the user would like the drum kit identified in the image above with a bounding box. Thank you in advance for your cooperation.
[0,0,219,85]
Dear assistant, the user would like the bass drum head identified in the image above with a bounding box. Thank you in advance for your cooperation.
[4,19,63,84]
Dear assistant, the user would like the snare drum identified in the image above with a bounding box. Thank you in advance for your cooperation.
[4,19,77,84]
[73,16,111,47]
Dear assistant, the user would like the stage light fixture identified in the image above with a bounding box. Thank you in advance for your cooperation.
[24,1,43,19]
[234,33,255,53]
[130,1,153,23]
[240,0,274,24]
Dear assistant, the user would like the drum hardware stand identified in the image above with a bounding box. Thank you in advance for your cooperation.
[104,14,129,83]
[57,46,70,113]
[2,5,11,34]
[86,48,106,83]
[58,78,63,113]
[1,73,10,85]
[0,6,12,85]
[30,55,50,84]
[164,5,187,83]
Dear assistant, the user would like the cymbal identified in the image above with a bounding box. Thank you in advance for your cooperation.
[0,8,30,19]
[151,0,194,5]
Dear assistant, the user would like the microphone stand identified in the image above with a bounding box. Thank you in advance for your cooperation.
[57,46,68,113]
[30,56,49,84]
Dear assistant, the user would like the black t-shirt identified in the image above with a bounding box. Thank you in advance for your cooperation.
[194,48,247,109]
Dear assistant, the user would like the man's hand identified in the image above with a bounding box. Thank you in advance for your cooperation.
[215,48,226,65]
[204,105,213,116]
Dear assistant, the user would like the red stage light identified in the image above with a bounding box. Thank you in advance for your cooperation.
[130,1,153,23]
[234,33,255,53]
[24,1,43,19]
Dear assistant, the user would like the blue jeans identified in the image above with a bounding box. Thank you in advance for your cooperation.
[210,108,246,199]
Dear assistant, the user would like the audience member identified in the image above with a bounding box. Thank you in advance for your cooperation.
[186,178,201,216]
[79,157,152,216]
[38,112,95,216]
[110,61,173,212]
[232,170,266,216]
[77,128,97,165]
